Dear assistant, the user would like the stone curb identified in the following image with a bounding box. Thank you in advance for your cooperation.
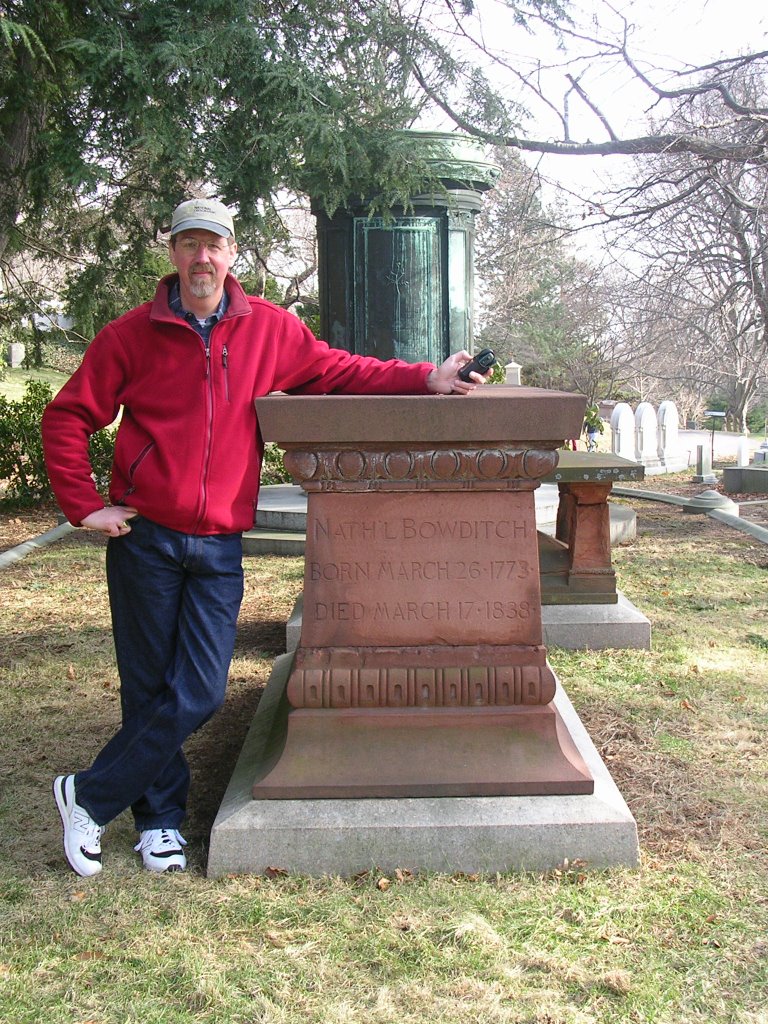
[612,487,768,545]
[707,509,768,545]
[0,521,76,570]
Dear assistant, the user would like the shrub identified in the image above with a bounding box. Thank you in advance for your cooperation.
[260,441,292,485]
[0,381,54,505]
[0,380,116,507]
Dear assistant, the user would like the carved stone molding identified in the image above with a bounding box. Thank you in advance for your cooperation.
[286,661,557,709]
[282,445,559,490]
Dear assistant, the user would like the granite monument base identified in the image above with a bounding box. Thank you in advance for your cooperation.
[207,654,639,877]
[541,593,651,651]
[248,650,592,799]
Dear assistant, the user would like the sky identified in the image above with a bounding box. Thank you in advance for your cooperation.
[452,0,768,212]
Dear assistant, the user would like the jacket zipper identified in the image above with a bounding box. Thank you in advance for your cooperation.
[120,441,155,499]
[222,345,230,402]
[195,335,214,532]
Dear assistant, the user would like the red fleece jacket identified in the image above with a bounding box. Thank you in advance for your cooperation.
[42,274,435,534]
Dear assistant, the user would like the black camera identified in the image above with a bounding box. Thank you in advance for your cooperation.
[457,348,497,382]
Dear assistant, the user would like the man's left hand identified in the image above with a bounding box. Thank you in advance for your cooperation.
[426,351,492,395]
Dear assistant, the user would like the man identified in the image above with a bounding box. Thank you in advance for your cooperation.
[42,197,487,877]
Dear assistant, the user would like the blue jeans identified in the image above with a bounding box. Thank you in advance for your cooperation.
[74,517,244,830]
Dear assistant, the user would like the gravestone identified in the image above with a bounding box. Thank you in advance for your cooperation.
[610,403,635,461]
[7,343,25,368]
[634,403,660,470]
[504,360,522,386]
[657,401,687,472]
[693,444,717,484]
[723,438,768,493]
[209,388,640,875]
[251,388,590,799]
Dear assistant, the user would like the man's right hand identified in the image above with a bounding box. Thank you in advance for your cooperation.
[80,507,139,537]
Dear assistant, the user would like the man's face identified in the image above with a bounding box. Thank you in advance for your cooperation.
[169,229,237,303]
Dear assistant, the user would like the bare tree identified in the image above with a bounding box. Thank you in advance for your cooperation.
[603,67,768,429]
[411,1,768,172]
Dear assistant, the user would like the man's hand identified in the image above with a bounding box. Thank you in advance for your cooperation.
[81,506,138,537]
[425,351,492,395]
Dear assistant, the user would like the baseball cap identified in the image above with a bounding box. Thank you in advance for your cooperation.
[170,198,235,239]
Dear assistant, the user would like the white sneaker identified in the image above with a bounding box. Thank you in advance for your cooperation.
[134,828,187,872]
[53,775,104,877]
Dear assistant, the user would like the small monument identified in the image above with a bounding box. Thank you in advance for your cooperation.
[610,403,635,462]
[504,360,522,386]
[634,402,660,471]
[7,343,25,368]
[313,131,500,365]
[692,444,718,484]
[657,401,687,472]
[210,388,640,875]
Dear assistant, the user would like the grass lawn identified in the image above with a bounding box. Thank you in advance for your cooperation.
[0,501,766,1023]
[0,366,70,401]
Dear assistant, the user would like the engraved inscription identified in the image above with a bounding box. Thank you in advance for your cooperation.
[309,559,533,583]
[368,600,532,623]
[313,516,530,542]
[302,490,542,647]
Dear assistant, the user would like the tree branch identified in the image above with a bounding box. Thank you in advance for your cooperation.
[412,61,768,162]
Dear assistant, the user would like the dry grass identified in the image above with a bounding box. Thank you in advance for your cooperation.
[0,530,305,875]
[1,501,767,1023]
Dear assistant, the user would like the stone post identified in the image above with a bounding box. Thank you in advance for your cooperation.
[554,481,616,599]
[250,387,592,799]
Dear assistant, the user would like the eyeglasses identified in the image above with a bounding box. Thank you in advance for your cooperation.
[176,238,232,256]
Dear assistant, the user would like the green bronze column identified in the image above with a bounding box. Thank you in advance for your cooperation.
[312,131,499,364]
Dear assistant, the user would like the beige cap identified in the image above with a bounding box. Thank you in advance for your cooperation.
[170,198,235,238]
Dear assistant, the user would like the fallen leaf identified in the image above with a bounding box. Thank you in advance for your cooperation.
[264,866,288,878]
[377,876,391,891]
[67,664,76,680]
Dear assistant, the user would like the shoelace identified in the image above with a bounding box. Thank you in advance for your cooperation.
[134,828,187,853]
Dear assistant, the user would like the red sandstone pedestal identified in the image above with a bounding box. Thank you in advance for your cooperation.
[252,387,591,798]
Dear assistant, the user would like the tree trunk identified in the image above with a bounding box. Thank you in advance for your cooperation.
[0,48,46,264]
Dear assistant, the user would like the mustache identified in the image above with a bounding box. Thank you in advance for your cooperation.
[190,262,214,273]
